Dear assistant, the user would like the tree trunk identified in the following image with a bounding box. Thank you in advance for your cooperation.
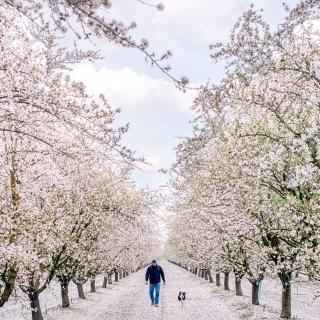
[119,271,122,280]
[90,279,96,292]
[235,277,243,296]
[280,279,291,318]
[201,270,205,278]
[77,283,86,299]
[224,272,230,290]
[194,267,198,275]
[251,281,260,305]
[115,271,119,282]
[204,270,208,280]
[28,289,43,320]
[60,280,70,307]
[0,268,17,307]
[207,269,214,283]
[216,273,221,287]
[108,273,113,284]
[102,275,108,288]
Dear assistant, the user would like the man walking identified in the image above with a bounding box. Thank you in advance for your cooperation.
[145,259,165,307]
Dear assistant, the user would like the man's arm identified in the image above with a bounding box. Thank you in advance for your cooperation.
[160,267,165,283]
[145,267,150,282]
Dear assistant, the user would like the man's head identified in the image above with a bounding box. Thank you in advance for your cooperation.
[152,259,157,267]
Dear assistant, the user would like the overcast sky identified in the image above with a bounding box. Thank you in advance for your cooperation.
[71,0,300,190]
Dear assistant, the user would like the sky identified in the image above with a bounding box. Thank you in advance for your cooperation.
[70,0,300,190]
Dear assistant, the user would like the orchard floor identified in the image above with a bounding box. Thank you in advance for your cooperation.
[0,261,319,320]
[47,261,318,320]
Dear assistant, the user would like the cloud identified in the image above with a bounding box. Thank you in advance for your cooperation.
[70,62,195,188]
[71,62,196,114]
[136,155,163,172]
[154,0,241,43]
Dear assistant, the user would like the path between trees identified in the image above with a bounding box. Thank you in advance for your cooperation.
[46,261,279,320]
[0,261,318,319]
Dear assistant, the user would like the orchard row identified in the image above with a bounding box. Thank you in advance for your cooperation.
[0,4,159,320]
[166,3,320,319]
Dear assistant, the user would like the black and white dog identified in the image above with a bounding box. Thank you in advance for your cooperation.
[178,291,186,307]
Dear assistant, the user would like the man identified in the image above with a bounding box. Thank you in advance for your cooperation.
[145,259,165,307]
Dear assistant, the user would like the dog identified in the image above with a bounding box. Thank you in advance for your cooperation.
[178,291,186,307]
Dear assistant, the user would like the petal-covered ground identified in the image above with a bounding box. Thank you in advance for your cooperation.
[46,261,237,320]
[46,261,318,320]
[0,261,318,320]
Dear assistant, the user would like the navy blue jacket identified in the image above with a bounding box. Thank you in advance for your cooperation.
[145,265,165,284]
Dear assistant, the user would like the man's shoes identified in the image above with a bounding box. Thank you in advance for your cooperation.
[151,301,154,306]
[155,304,159,307]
